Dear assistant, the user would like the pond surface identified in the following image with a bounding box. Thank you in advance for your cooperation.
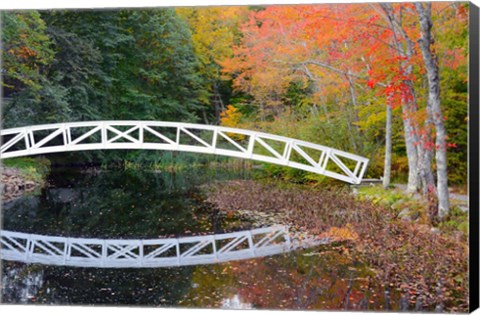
[1,167,400,311]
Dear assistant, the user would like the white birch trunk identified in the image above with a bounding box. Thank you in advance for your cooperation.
[415,3,450,218]
[401,102,421,193]
[380,3,423,193]
[404,79,436,195]
[379,3,440,195]
[383,103,392,189]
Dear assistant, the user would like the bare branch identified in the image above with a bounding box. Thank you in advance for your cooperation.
[301,60,387,88]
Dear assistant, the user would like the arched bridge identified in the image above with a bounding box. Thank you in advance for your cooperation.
[0,225,328,268]
[0,121,368,184]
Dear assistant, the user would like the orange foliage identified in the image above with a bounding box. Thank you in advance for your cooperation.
[321,224,359,242]
[17,46,38,59]
[221,2,466,116]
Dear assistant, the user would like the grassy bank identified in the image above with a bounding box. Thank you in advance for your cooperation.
[356,185,469,239]
[95,151,254,173]
[2,157,51,185]
[202,180,468,312]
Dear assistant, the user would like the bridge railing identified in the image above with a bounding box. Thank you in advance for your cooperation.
[0,121,369,184]
[0,226,291,268]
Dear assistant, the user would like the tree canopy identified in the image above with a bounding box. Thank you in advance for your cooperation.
[0,3,469,217]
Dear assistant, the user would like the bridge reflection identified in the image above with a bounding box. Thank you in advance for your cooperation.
[0,226,328,268]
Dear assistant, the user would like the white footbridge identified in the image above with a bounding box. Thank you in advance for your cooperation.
[0,121,368,184]
[0,226,328,268]
[1,121,366,267]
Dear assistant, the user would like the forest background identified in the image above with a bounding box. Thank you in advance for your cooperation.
[0,2,469,220]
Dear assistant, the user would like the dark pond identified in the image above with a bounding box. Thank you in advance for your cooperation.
[1,167,399,310]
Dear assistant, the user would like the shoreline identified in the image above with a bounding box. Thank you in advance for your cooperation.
[1,161,50,203]
[1,167,42,202]
[201,179,469,312]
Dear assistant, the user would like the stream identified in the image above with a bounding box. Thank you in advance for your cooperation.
[1,167,399,310]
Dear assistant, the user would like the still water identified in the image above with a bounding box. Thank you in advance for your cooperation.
[1,167,395,310]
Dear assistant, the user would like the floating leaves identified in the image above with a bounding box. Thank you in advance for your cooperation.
[203,179,469,312]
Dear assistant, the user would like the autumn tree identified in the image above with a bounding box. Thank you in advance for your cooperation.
[222,3,466,218]
[1,11,60,127]
[414,2,450,218]
[1,11,54,94]
[376,2,463,217]
[177,6,249,123]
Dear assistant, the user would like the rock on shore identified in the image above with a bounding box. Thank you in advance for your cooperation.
[1,167,41,202]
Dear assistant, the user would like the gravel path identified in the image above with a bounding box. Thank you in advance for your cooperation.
[394,184,468,203]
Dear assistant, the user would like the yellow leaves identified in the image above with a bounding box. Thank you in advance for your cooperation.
[355,108,386,134]
[220,105,245,140]
[322,224,359,242]
[177,6,249,80]
[220,104,242,127]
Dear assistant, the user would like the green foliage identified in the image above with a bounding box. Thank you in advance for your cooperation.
[438,206,469,237]
[37,9,205,123]
[1,6,468,184]
[114,151,224,171]
[2,157,51,182]
[107,9,205,121]
[2,8,210,165]
[1,11,67,128]
[1,11,54,92]
[441,66,468,185]
[357,185,408,207]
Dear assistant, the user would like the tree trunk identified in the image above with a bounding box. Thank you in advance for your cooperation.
[379,3,437,194]
[346,71,363,152]
[401,101,421,193]
[213,82,225,111]
[213,99,221,124]
[405,79,435,195]
[415,2,450,218]
[418,115,436,195]
[380,3,421,193]
[212,82,225,124]
[202,109,209,125]
[383,103,392,189]
[343,99,358,153]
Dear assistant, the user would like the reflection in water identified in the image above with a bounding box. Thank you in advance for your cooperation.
[221,294,253,309]
[178,244,399,311]
[2,168,254,238]
[1,225,297,268]
[2,245,395,309]
[2,264,44,303]
[2,168,402,310]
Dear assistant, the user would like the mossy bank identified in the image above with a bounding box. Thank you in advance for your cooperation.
[1,157,51,202]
